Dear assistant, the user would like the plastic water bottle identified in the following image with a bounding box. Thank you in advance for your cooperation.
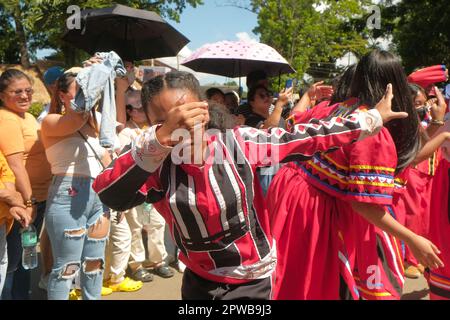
[21,225,38,270]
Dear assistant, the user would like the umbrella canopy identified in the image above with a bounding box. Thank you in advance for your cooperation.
[181,40,295,78]
[62,4,189,61]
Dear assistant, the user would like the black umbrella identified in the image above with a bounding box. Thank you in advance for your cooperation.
[62,4,190,61]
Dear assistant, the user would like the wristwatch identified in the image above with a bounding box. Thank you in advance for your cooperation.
[25,197,37,208]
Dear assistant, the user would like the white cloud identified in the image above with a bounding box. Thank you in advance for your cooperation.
[236,32,258,43]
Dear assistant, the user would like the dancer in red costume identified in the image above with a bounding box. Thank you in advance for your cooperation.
[426,127,450,299]
[393,84,447,279]
[268,50,444,300]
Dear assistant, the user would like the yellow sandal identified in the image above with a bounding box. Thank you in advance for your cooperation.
[68,286,112,299]
[106,277,143,292]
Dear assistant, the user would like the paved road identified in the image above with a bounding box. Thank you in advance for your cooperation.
[31,262,429,300]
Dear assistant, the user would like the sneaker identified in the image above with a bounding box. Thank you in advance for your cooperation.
[38,274,49,291]
[154,265,174,278]
[404,265,421,279]
[106,277,143,292]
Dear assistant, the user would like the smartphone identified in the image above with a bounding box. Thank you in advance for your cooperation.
[285,78,294,89]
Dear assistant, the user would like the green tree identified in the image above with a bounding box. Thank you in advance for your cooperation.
[250,0,374,86]
[381,0,450,73]
[0,0,203,67]
[223,80,238,86]
[0,6,20,64]
[0,1,41,67]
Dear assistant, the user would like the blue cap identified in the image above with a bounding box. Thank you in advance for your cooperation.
[43,66,65,86]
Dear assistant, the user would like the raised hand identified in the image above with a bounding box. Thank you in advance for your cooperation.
[82,55,103,67]
[277,87,293,106]
[429,86,447,121]
[156,101,209,146]
[307,81,334,103]
[375,84,408,123]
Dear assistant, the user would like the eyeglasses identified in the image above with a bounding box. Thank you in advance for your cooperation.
[258,92,272,100]
[8,88,34,97]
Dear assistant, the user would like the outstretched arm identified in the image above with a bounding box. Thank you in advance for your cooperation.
[237,84,407,167]
[413,131,450,165]
[351,201,444,269]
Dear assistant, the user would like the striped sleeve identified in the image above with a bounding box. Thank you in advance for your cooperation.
[93,125,168,211]
[233,109,383,167]
[343,128,397,205]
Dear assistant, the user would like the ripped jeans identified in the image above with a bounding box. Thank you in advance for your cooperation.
[45,175,110,300]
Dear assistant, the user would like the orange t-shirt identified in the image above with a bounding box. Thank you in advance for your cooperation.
[0,108,51,201]
[0,151,15,232]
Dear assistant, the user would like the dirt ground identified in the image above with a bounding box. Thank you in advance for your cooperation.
[30,257,428,300]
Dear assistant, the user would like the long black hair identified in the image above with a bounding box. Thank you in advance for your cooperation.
[330,64,357,105]
[350,49,420,173]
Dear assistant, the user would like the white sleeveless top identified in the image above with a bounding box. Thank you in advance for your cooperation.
[45,132,106,178]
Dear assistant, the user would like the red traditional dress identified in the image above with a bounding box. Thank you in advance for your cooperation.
[269,98,404,300]
[425,124,450,300]
[393,149,441,266]
[425,158,450,300]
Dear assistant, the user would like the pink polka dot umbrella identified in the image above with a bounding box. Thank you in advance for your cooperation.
[181,40,295,78]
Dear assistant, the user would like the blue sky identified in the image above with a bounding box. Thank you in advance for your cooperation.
[166,0,260,84]
[173,0,258,51]
[37,1,260,85]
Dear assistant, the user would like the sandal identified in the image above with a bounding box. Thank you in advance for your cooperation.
[132,268,154,282]
[154,265,174,278]
[106,277,143,292]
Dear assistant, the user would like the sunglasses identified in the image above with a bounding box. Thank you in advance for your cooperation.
[258,92,272,100]
[8,88,33,97]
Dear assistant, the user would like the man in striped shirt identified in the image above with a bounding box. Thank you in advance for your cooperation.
[93,72,405,299]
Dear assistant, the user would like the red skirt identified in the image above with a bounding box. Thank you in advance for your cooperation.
[427,159,450,300]
[340,206,405,300]
[269,164,404,300]
[269,164,346,300]
[392,166,435,266]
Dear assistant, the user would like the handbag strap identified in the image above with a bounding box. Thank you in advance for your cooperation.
[77,130,106,170]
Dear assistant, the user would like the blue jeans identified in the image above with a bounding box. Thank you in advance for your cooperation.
[71,51,126,148]
[1,201,46,300]
[0,224,7,297]
[45,175,109,300]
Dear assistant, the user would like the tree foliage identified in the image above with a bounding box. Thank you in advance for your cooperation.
[0,5,20,64]
[0,0,203,67]
[381,0,450,73]
[251,0,375,85]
